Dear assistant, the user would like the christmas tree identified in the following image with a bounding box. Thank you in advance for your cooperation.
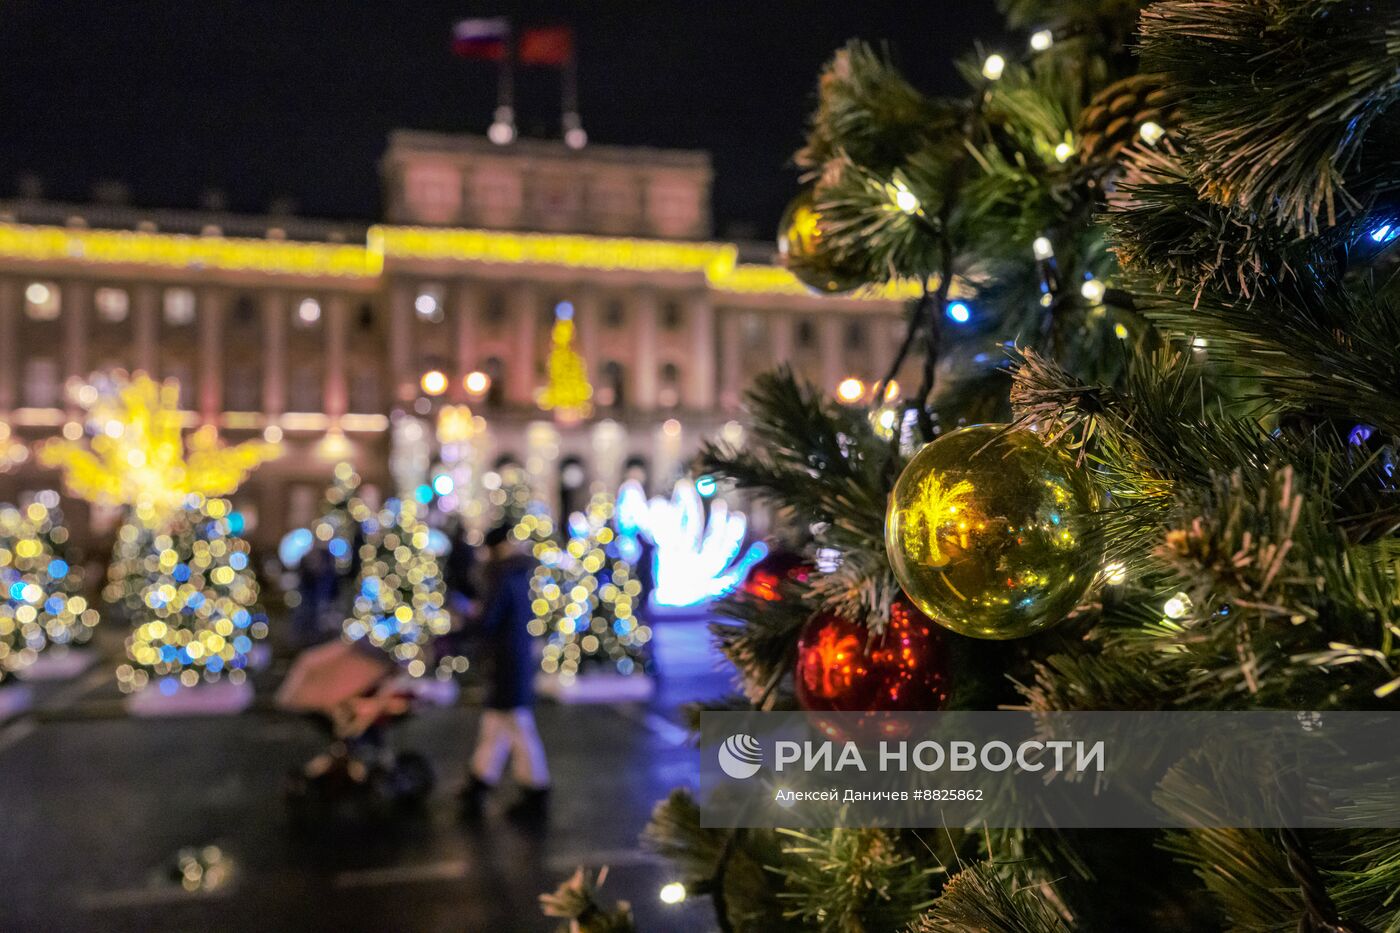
[343,498,450,678]
[108,496,268,694]
[42,372,279,692]
[0,495,96,681]
[531,491,650,681]
[549,2,1400,930]
[536,302,594,422]
[314,461,368,575]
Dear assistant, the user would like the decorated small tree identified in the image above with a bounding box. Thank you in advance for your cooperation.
[42,372,279,691]
[314,461,368,575]
[0,494,97,681]
[531,490,650,682]
[535,302,593,422]
[342,498,450,678]
[106,497,268,693]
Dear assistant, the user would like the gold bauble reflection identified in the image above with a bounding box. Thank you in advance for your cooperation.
[885,424,1099,640]
[777,189,867,295]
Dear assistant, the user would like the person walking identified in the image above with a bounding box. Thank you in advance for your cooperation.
[461,523,550,822]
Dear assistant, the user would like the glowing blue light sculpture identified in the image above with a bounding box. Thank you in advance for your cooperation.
[643,478,765,609]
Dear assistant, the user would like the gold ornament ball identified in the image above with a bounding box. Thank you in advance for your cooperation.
[885,424,1099,639]
[777,188,867,295]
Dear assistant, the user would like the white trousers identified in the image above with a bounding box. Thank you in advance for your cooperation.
[470,707,550,788]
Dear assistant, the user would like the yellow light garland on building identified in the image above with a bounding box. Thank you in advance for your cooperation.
[0,223,378,278]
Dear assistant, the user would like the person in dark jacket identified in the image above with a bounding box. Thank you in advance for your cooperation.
[461,523,550,821]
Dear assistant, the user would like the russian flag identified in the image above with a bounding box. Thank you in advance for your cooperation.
[452,18,509,60]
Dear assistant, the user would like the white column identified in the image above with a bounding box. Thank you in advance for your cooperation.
[453,280,479,403]
[388,281,415,406]
[508,282,539,406]
[820,315,844,394]
[62,280,90,385]
[633,289,659,411]
[685,292,716,410]
[769,312,793,366]
[575,284,600,391]
[718,308,742,411]
[261,291,287,417]
[198,287,226,423]
[133,284,159,377]
[0,280,18,411]
[324,294,348,419]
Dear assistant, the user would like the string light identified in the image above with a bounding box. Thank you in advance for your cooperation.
[1163,592,1192,620]
[1032,236,1055,260]
[1101,561,1127,585]
[981,54,1006,80]
[1054,142,1074,163]
[946,300,972,323]
[1080,278,1106,304]
[659,882,687,905]
[1138,121,1166,146]
[837,377,865,403]
[1029,29,1054,51]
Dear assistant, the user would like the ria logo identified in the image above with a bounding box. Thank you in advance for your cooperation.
[718,733,763,779]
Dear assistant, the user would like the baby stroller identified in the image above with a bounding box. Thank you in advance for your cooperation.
[276,639,435,823]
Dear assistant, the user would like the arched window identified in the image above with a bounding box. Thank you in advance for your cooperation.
[600,360,627,409]
[658,362,681,409]
[483,357,506,407]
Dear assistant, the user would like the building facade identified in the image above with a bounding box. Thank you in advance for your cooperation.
[0,132,914,548]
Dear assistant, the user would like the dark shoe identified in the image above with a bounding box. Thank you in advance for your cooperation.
[459,775,493,821]
[506,785,550,824]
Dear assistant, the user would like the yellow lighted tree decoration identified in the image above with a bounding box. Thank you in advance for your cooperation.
[536,301,593,423]
[39,373,281,526]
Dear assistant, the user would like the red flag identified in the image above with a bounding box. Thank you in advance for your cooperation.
[518,26,573,67]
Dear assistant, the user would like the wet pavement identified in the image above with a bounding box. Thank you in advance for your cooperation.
[0,618,730,933]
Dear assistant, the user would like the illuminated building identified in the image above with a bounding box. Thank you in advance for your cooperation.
[0,131,913,546]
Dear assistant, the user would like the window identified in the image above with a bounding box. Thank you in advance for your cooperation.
[22,358,59,407]
[289,366,322,413]
[225,363,261,412]
[350,372,381,414]
[599,360,627,408]
[796,319,816,349]
[414,284,445,323]
[23,281,60,321]
[163,287,196,326]
[483,357,506,407]
[163,362,195,409]
[604,299,625,329]
[356,302,375,332]
[483,292,506,326]
[232,294,258,328]
[295,297,321,327]
[94,287,129,323]
[845,320,865,350]
[660,300,684,331]
[658,362,681,409]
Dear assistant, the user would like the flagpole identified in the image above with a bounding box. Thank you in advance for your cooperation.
[489,27,517,145]
[562,42,586,149]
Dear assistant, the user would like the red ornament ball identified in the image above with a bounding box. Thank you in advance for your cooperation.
[741,548,811,602]
[794,600,950,712]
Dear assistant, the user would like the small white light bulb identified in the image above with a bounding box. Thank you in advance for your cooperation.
[981,54,1006,81]
[1032,236,1054,260]
[659,882,687,905]
[1080,278,1106,303]
[1029,29,1054,52]
[1138,121,1165,146]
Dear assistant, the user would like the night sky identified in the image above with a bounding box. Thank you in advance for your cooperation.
[0,2,1005,238]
